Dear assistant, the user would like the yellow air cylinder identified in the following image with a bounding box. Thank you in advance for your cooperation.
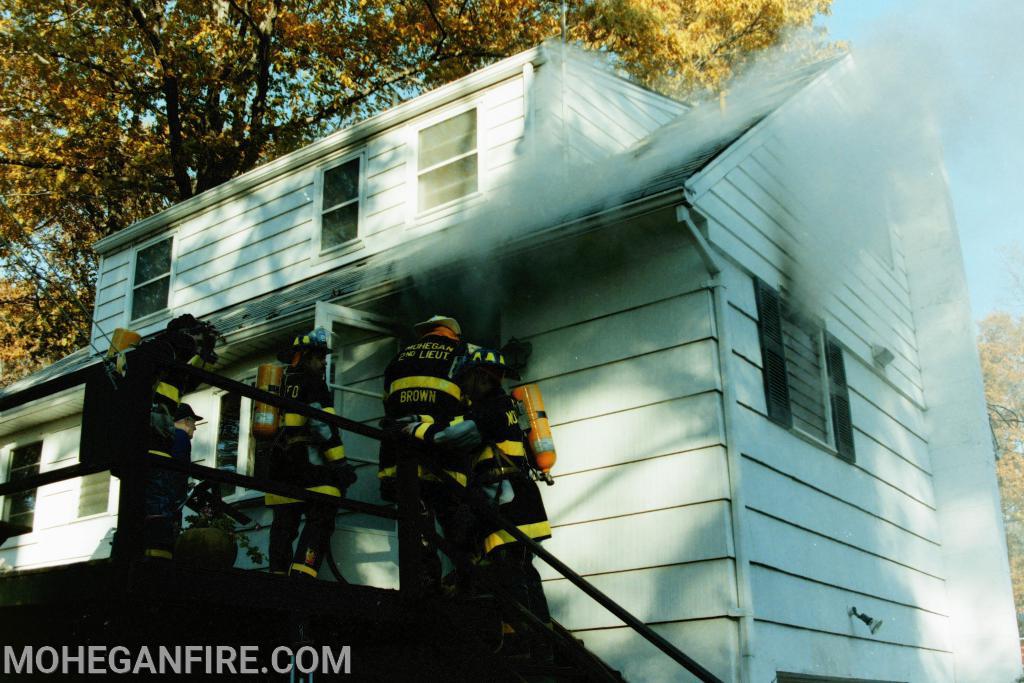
[511,383,556,484]
[106,328,141,356]
[252,363,284,439]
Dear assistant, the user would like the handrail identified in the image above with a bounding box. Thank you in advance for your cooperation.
[172,359,722,680]
[0,350,724,682]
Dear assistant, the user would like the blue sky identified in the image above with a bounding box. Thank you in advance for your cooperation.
[822,0,1023,320]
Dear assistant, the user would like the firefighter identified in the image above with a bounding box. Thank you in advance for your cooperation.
[378,314,482,589]
[266,328,357,579]
[458,348,552,653]
[138,314,219,560]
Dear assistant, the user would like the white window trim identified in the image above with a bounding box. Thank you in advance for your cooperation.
[313,151,366,258]
[409,101,486,220]
[125,231,177,327]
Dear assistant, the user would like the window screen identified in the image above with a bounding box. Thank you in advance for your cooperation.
[131,237,172,320]
[321,158,361,251]
[418,109,478,211]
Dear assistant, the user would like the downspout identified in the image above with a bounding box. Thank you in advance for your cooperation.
[678,204,754,683]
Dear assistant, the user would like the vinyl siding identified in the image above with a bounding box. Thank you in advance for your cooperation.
[90,57,684,347]
[503,219,735,681]
[89,72,532,342]
[692,94,950,678]
[534,57,684,165]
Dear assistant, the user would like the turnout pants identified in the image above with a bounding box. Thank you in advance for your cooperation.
[268,502,337,578]
[142,465,187,559]
[266,443,346,578]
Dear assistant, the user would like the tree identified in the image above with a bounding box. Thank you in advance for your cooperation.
[0,0,834,382]
[979,310,1024,630]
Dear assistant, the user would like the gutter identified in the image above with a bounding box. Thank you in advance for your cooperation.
[678,204,755,683]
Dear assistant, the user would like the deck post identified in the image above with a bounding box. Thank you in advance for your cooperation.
[396,446,423,600]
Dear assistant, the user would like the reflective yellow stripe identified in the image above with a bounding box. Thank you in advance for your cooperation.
[148,450,172,458]
[483,521,552,554]
[284,412,307,427]
[387,376,461,401]
[265,493,300,506]
[155,382,179,403]
[323,445,345,462]
[418,415,435,423]
[265,484,341,506]
[496,440,526,457]
[290,563,318,578]
[323,406,337,415]
[307,484,341,497]
[414,423,431,440]
[473,446,496,468]
[377,466,467,487]
[450,415,465,425]
[187,355,213,371]
[144,548,173,559]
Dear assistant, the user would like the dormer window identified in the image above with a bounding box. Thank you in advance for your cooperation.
[417,108,478,212]
[319,156,361,252]
[130,236,173,321]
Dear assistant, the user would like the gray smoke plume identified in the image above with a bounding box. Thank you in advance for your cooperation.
[368,1,1023,328]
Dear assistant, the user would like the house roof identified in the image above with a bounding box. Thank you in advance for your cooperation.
[2,50,846,422]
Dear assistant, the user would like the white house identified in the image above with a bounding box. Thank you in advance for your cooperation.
[0,43,1018,683]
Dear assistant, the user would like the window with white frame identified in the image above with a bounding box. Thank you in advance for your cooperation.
[319,157,361,252]
[755,278,855,461]
[130,236,173,321]
[417,108,478,212]
[4,441,42,530]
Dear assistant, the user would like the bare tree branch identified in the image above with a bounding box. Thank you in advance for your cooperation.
[120,0,193,199]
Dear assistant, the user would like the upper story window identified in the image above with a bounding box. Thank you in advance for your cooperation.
[754,278,855,462]
[130,236,173,321]
[417,108,478,212]
[319,156,361,252]
[4,441,42,530]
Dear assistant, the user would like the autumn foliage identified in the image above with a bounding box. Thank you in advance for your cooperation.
[979,311,1024,629]
[0,0,833,383]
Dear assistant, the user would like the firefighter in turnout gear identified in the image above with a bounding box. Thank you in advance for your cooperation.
[138,314,219,560]
[378,314,482,589]
[458,348,553,648]
[267,328,357,579]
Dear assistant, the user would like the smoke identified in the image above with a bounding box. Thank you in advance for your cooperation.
[764,0,1024,318]
[368,40,843,325]
[366,2,1023,328]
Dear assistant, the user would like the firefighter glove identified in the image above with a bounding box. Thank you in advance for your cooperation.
[330,461,358,489]
[433,420,482,451]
